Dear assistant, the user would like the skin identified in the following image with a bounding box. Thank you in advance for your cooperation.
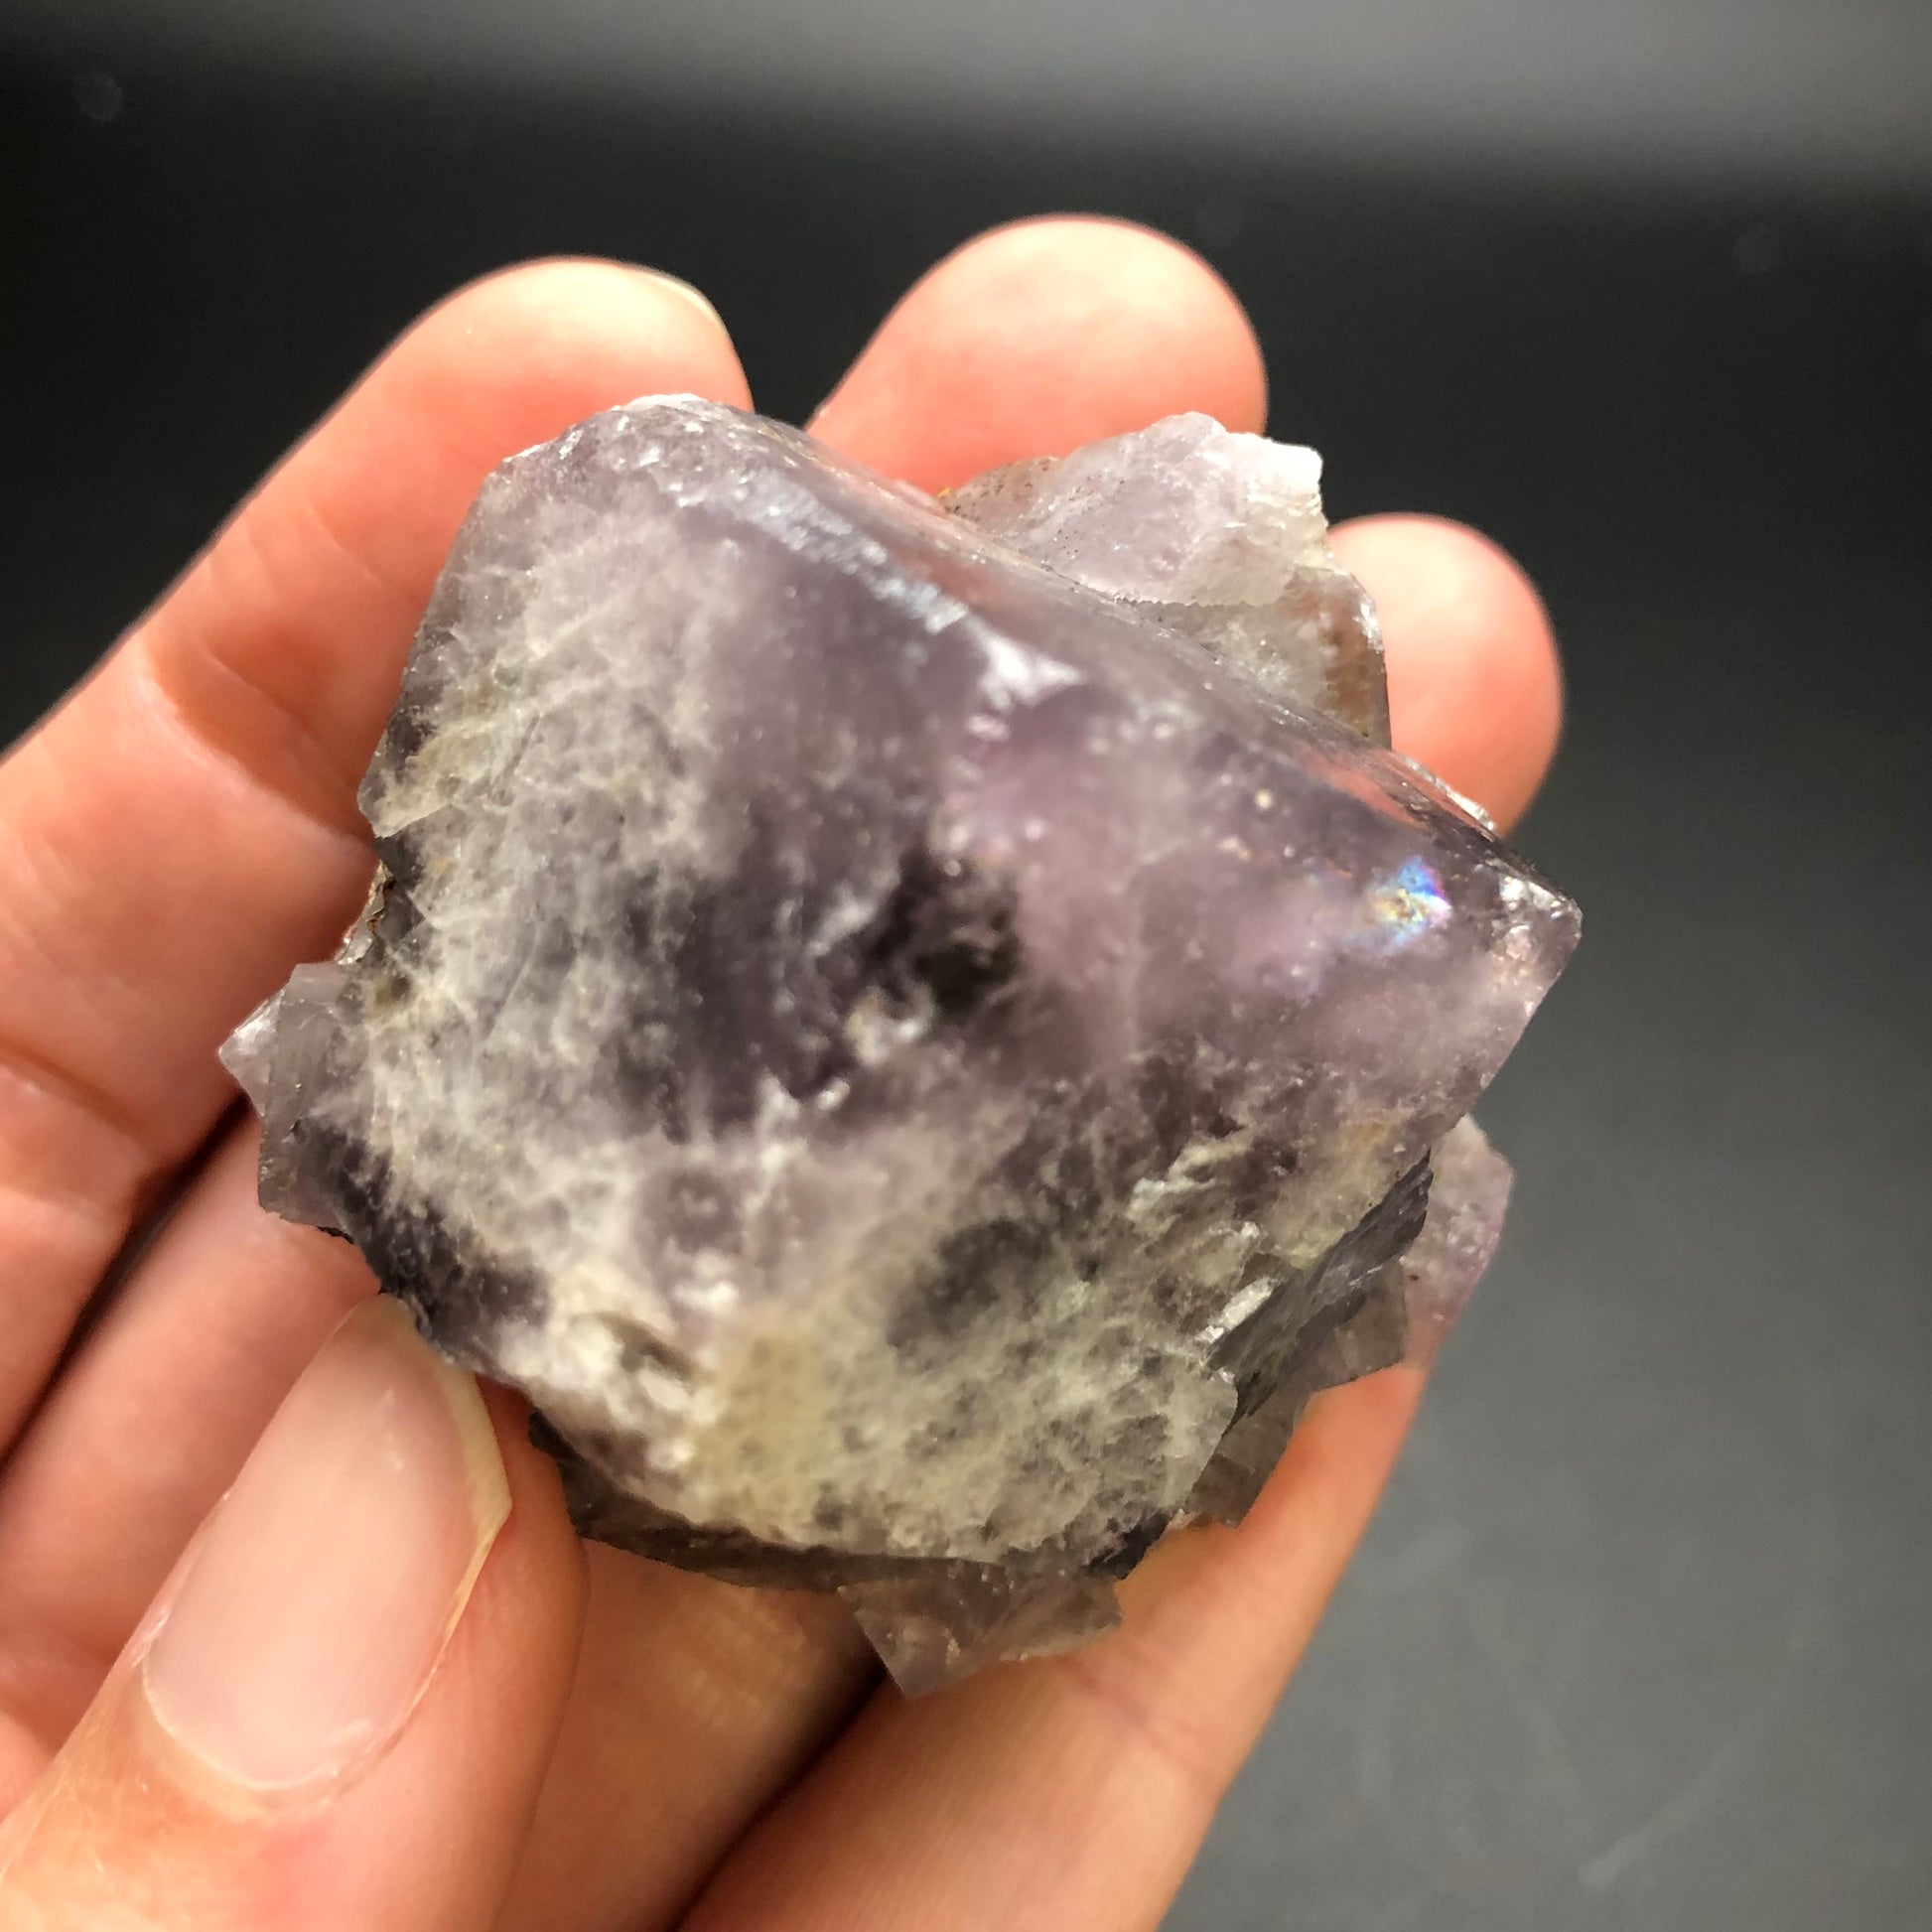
[0,218,1561,1929]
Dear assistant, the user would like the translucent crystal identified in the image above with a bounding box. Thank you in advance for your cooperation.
[224,398,1578,1688]
[950,412,1389,741]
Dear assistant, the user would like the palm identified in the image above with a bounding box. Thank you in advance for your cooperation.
[0,221,1558,1929]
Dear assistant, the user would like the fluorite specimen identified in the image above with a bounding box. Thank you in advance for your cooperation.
[224,399,1578,1691]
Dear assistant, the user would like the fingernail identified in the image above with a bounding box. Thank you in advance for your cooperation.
[643,268,725,332]
[143,1299,509,1793]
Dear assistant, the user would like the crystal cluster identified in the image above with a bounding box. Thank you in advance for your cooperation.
[224,399,1578,1691]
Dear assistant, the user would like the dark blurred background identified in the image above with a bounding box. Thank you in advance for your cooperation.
[5,2,1930,1925]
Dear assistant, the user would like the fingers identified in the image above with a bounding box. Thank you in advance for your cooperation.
[811,216,1267,487]
[1333,514,1562,830]
[0,1128,376,1739]
[495,1550,875,1932]
[0,260,748,1449]
[682,1371,1422,1932]
[0,1303,585,1930]
[0,1135,875,1932]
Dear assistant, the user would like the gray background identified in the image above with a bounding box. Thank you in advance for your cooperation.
[5,2,1930,1925]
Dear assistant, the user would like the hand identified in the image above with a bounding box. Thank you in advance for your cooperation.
[0,219,1560,1929]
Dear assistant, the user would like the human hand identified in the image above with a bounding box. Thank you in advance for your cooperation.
[0,219,1560,1929]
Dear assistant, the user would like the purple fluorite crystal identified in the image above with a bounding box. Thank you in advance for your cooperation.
[224,398,1577,1690]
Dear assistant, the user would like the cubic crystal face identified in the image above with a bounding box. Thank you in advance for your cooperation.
[224,398,1578,1689]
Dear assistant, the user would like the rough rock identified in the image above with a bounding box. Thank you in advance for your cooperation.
[223,397,1578,1688]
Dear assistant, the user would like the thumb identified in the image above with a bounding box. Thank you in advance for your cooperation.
[0,1299,585,1930]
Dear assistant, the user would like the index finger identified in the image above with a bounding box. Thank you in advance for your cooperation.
[0,260,748,1445]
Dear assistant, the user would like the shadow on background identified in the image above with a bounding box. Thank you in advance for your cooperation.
[5,24,1931,1930]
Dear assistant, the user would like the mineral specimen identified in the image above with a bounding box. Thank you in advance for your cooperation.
[223,398,1578,1690]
